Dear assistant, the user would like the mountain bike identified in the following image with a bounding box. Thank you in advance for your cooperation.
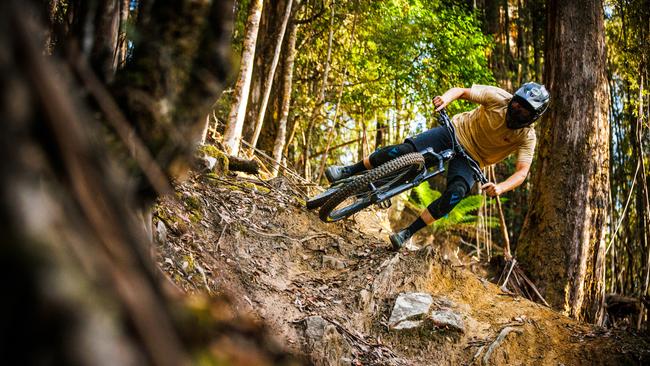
[306,109,488,222]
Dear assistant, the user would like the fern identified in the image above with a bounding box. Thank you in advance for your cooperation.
[411,181,440,206]
[408,182,504,232]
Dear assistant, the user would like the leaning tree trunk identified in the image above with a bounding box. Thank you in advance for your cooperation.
[222,0,263,156]
[516,0,609,324]
[303,0,336,178]
[272,16,298,176]
[250,0,294,150]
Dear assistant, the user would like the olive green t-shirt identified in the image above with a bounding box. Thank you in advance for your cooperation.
[452,84,536,167]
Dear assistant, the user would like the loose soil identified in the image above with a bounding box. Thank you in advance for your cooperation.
[153,171,649,365]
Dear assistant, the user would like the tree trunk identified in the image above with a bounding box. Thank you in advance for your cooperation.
[116,0,131,68]
[375,111,384,150]
[272,16,298,177]
[250,0,293,150]
[223,0,263,156]
[516,0,609,324]
[90,0,122,82]
[110,0,232,202]
[303,0,335,178]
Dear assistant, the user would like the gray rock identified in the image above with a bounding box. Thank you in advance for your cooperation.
[430,309,465,333]
[304,316,328,347]
[371,254,400,299]
[155,220,167,245]
[322,255,346,269]
[203,155,217,170]
[302,316,352,366]
[388,292,433,330]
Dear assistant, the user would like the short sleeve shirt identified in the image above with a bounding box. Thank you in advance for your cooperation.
[452,84,536,167]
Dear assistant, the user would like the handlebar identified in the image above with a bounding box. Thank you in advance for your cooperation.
[437,109,488,185]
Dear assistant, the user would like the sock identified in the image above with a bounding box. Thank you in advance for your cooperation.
[343,160,367,175]
[403,217,427,238]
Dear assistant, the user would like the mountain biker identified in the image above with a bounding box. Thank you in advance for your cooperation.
[324,82,550,250]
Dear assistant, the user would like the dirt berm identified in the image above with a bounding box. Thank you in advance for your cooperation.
[153,171,649,365]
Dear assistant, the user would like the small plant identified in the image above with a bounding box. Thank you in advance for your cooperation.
[409,181,501,232]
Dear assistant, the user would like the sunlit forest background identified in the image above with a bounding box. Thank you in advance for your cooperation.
[2,0,649,364]
[207,0,649,311]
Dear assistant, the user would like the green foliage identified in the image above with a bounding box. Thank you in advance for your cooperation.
[410,180,501,232]
[284,0,495,168]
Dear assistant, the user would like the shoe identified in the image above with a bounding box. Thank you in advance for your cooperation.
[325,165,351,183]
[389,229,412,251]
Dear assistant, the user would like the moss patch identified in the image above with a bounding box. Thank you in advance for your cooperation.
[197,144,229,176]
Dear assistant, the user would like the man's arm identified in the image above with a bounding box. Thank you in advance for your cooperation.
[481,161,531,197]
[434,87,472,111]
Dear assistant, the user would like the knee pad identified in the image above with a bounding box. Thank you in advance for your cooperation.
[369,143,415,167]
[426,178,469,219]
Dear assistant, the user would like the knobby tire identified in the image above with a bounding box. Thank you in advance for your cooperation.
[318,152,425,222]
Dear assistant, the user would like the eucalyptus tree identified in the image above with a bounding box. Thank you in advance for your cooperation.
[517,0,610,324]
[223,0,263,156]
[288,0,493,180]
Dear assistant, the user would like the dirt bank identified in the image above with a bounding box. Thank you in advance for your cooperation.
[153,172,649,365]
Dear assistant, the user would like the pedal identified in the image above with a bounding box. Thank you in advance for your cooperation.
[378,199,392,209]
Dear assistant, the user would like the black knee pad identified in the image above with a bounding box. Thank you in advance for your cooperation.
[426,178,469,219]
[368,143,415,167]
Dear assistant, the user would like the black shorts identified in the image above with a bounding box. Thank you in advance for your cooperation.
[405,126,477,189]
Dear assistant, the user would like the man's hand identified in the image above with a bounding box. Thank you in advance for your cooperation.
[481,182,503,197]
[434,95,449,111]
[434,87,471,111]
[481,162,531,197]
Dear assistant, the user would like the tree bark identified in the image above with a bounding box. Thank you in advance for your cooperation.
[1,2,300,365]
[250,0,294,150]
[272,14,298,177]
[111,0,232,203]
[516,0,609,324]
[223,0,263,156]
[90,0,122,82]
[303,0,336,178]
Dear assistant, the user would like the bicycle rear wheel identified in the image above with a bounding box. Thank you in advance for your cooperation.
[306,185,340,210]
[318,152,425,222]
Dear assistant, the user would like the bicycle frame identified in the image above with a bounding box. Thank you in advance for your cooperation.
[366,109,488,205]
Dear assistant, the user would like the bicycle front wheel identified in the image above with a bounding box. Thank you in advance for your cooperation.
[318,152,425,222]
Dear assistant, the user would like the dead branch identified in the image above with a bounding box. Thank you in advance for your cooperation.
[482,326,523,365]
[228,155,259,174]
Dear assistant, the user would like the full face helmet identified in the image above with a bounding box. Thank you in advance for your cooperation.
[506,82,550,129]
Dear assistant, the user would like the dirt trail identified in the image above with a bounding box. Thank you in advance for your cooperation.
[154,172,649,365]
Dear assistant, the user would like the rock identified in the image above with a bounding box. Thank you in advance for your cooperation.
[403,237,420,251]
[322,255,346,269]
[371,254,400,299]
[388,292,433,330]
[202,155,217,170]
[430,309,465,333]
[155,220,167,245]
[304,316,328,347]
[302,316,352,366]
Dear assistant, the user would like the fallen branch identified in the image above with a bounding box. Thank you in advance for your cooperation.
[228,155,259,174]
[482,326,523,365]
[489,168,550,307]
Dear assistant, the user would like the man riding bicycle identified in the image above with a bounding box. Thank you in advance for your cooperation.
[324,82,550,250]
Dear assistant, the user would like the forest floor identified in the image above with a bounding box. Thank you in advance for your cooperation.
[153,169,650,366]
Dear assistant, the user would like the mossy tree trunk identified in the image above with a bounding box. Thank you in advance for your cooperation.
[0,1,300,365]
[110,0,232,200]
[516,0,609,324]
